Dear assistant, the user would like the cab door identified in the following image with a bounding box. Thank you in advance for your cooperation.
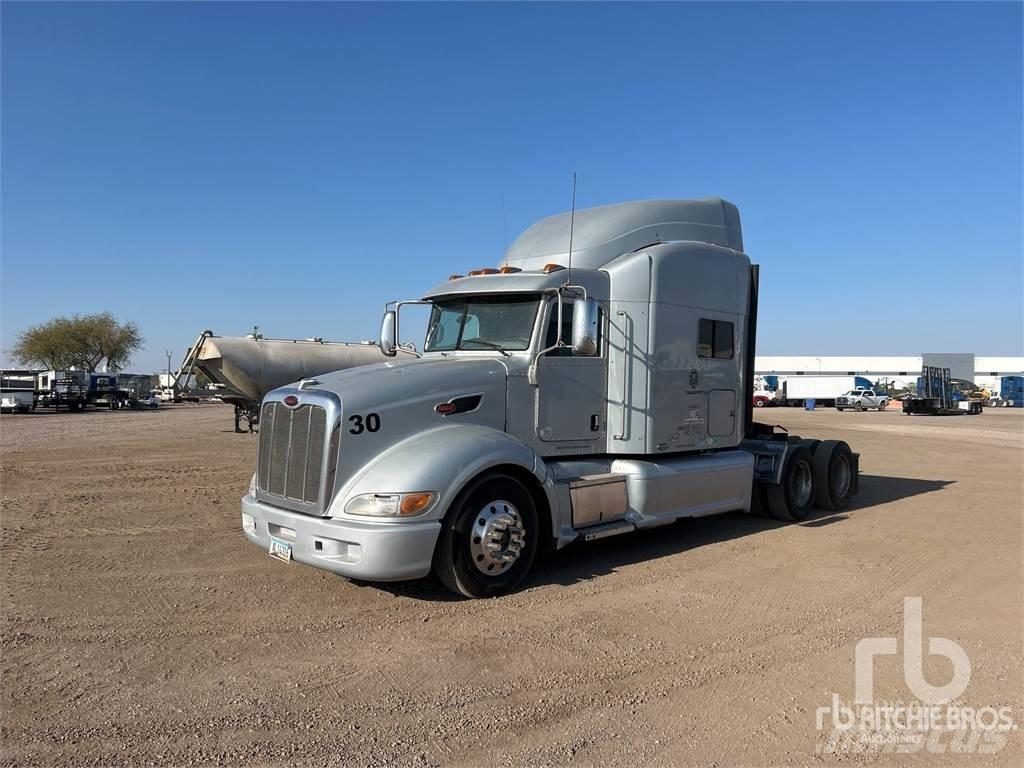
[534,300,607,444]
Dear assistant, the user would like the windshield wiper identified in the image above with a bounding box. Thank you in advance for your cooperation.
[461,339,511,357]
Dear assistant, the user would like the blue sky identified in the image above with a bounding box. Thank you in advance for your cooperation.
[2,1,1021,373]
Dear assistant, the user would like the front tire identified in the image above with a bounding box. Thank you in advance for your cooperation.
[854,401,864,411]
[433,473,538,598]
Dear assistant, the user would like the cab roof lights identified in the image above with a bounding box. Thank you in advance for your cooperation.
[498,266,522,274]
[448,274,464,280]
[542,263,566,273]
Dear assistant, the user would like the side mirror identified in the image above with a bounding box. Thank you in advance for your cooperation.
[572,297,599,356]
[379,311,397,357]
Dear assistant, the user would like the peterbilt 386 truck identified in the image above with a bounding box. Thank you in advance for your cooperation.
[241,199,858,597]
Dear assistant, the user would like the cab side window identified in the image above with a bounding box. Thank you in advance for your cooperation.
[698,319,734,359]
[543,301,604,356]
[544,301,574,356]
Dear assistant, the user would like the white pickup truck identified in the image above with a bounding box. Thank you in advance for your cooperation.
[835,389,889,411]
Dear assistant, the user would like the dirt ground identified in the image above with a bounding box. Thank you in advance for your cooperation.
[1,403,1021,767]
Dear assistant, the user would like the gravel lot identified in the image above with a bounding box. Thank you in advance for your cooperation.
[1,403,1021,766]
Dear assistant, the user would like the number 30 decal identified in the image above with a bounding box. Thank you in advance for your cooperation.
[349,413,381,434]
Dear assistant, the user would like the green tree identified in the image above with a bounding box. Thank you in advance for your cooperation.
[11,313,144,372]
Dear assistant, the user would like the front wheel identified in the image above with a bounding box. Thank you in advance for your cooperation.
[854,401,864,412]
[433,473,538,598]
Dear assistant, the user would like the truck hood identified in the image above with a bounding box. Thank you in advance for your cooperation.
[311,356,508,415]
[290,357,509,504]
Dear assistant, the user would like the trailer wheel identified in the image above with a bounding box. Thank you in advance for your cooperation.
[434,473,538,598]
[765,445,815,522]
[813,440,855,511]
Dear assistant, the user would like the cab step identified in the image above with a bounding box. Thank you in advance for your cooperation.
[580,520,636,542]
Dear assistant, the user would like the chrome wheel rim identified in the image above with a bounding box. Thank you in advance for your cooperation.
[831,454,851,499]
[791,461,813,508]
[469,500,525,576]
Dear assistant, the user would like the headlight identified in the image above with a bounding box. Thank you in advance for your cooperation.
[345,492,436,517]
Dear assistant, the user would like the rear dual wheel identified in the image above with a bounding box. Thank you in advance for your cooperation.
[812,440,855,511]
[752,440,854,521]
[765,446,816,521]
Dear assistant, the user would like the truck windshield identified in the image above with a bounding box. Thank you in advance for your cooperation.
[425,295,539,352]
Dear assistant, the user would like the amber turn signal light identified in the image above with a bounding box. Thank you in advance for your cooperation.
[400,492,435,516]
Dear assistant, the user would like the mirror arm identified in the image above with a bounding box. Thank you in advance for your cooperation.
[390,299,431,358]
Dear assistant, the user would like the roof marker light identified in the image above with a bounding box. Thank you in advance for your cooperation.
[499,266,521,274]
[448,274,464,280]
[542,263,566,273]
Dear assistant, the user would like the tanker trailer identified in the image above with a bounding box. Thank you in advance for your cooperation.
[176,331,410,431]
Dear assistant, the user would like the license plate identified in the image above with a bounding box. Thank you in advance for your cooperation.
[268,536,293,563]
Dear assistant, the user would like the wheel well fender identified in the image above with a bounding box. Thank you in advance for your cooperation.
[329,424,554,545]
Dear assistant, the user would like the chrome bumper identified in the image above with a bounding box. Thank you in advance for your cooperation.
[241,495,441,581]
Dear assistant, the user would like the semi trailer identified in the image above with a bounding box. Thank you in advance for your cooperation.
[173,331,411,431]
[241,198,860,597]
[779,375,873,407]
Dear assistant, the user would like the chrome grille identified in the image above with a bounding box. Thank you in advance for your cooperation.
[257,401,329,506]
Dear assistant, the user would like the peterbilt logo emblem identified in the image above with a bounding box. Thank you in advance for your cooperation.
[283,394,299,407]
[689,369,699,388]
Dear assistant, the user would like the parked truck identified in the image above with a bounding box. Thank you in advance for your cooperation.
[779,375,873,407]
[36,370,122,411]
[835,388,889,411]
[241,198,860,597]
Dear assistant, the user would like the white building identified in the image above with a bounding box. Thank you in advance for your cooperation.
[755,355,1024,392]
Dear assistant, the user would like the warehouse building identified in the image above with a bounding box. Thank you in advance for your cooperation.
[754,354,1024,392]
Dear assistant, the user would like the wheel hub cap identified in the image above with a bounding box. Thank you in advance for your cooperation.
[832,455,851,498]
[791,461,813,508]
[469,500,525,575]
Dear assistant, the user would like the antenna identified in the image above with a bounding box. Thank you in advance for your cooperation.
[501,192,509,267]
[566,172,577,285]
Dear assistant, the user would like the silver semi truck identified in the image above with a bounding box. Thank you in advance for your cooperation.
[241,198,859,597]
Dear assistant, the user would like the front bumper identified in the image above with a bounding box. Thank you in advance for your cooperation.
[241,495,441,581]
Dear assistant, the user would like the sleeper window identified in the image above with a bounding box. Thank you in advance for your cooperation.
[698,319,734,360]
